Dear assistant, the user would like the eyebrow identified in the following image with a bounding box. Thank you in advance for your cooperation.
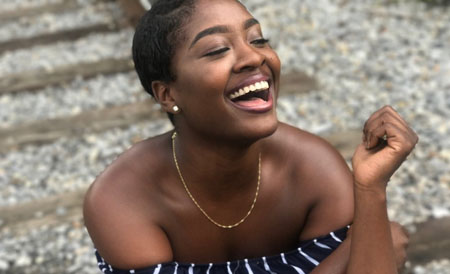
[189,18,261,49]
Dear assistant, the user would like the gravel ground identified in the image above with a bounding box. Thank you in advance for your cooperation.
[0,2,119,43]
[0,216,98,274]
[0,72,147,127]
[0,29,133,75]
[413,260,450,274]
[0,0,98,13]
[0,0,449,273]
[0,118,171,207]
[0,0,63,12]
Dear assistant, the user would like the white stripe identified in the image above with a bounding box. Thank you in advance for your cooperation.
[227,261,232,274]
[330,232,342,242]
[314,239,331,249]
[206,263,213,274]
[281,253,305,274]
[262,257,278,274]
[262,257,271,272]
[291,265,306,274]
[101,268,107,273]
[298,248,319,266]
[153,264,161,274]
[173,262,178,274]
[245,259,254,274]
[188,263,195,274]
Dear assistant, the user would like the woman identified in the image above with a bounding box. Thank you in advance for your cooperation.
[84,0,417,273]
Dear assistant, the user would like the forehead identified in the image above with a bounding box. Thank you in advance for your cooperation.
[185,0,254,37]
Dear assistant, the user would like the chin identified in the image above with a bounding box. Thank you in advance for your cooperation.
[234,114,279,143]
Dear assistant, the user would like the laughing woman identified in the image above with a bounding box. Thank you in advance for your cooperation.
[83,0,417,273]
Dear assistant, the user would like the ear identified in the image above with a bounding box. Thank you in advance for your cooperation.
[152,80,179,114]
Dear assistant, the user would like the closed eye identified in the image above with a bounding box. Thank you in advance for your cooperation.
[204,47,229,57]
[251,38,270,46]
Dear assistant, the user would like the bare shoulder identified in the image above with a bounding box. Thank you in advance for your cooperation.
[83,132,174,269]
[268,123,354,239]
[268,123,351,176]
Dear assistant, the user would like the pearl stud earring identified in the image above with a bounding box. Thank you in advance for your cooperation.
[173,105,180,112]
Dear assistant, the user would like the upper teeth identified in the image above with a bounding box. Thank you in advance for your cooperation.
[229,81,269,100]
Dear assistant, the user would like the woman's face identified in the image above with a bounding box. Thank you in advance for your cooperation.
[169,0,281,142]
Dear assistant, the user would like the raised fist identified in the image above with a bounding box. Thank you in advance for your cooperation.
[352,106,418,191]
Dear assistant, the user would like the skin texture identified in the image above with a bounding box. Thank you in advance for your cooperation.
[84,0,416,272]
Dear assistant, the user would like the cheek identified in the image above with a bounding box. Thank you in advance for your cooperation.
[175,63,231,109]
[189,63,231,95]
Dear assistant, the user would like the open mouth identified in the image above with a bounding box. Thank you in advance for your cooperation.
[228,80,270,107]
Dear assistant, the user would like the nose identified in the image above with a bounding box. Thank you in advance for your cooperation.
[232,42,265,73]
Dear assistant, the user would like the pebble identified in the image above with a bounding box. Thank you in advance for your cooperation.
[0,259,8,271]
[15,255,32,267]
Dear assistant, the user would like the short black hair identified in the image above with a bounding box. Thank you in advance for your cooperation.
[132,0,196,122]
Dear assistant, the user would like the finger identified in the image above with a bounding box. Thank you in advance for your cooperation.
[367,122,418,157]
[400,225,410,240]
[366,122,406,150]
[364,109,409,140]
[363,106,410,137]
[365,106,409,127]
[364,110,418,148]
[392,222,410,245]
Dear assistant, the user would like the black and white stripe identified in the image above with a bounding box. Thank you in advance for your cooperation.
[94,226,349,274]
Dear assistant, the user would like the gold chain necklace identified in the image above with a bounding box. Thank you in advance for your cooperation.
[171,132,261,229]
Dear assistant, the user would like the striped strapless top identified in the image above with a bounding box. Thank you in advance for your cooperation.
[95,226,349,274]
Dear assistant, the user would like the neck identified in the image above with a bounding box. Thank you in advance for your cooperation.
[171,129,264,198]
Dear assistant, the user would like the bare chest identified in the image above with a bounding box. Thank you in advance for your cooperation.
[162,184,311,264]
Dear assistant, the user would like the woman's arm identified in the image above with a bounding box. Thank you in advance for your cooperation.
[347,105,417,273]
[310,221,409,274]
[347,183,396,273]
[308,105,416,274]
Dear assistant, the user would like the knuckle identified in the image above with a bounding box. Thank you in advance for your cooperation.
[406,140,417,151]
[403,238,410,247]
[383,105,395,112]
